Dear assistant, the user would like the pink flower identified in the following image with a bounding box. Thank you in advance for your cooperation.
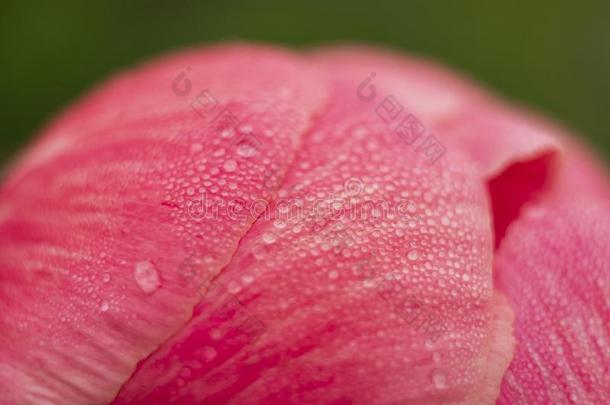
[0,44,608,404]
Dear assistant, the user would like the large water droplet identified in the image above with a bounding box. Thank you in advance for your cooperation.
[363,278,377,288]
[273,220,286,229]
[252,245,267,260]
[100,301,110,312]
[431,370,447,389]
[236,140,258,158]
[223,159,237,173]
[239,124,253,134]
[202,346,218,361]
[134,260,162,294]
[190,143,204,153]
[220,129,234,139]
[352,125,368,139]
[262,233,277,244]
[407,250,419,261]
[227,281,241,294]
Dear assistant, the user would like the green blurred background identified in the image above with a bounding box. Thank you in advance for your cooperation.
[1,0,609,164]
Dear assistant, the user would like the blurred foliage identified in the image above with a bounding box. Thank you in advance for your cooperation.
[1,0,609,164]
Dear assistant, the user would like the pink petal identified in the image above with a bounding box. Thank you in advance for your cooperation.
[2,43,608,404]
[114,52,513,404]
[494,144,610,404]
[0,44,328,403]
[313,46,610,402]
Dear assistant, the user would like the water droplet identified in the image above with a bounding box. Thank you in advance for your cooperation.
[431,370,447,389]
[352,125,368,139]
[227,281,241,294]
[363,278,377,288]
[100,301,109,312]
[425,339,435,350]
[462,273,470,282]
[262,233,277,244]
[209,328,223,340]
[328,271,339,279]
[223,159,237,173]
[220,129,234,138]
[252,245,267,260]
[190,143,203,153]
[236,141,258,158]
[102,273,111,283]
[407,250,419,261]
[239,124,253,134]
[134,261,162,294]
[527,207,545,219]
[203,346,218,361]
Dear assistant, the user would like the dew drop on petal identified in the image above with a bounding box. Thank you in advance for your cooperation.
[223,160,237,173]
[220,129,234,139]
[209,328,223,340]
[203,346,218,361]
[236,142,258,158]
[227,281,241,294]
[252,245,267,260]
[262,233,277,244]
[431,370,447,389]
[134,260,162,294]
[239,124,253,134]
[407,250,419,261]
[190,143,203,153]
[363,278,376,288]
